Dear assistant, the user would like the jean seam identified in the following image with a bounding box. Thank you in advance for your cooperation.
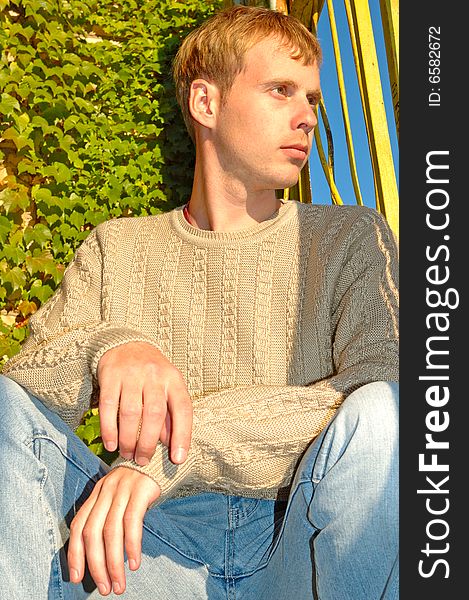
[233,498,261,521]
[213,480,315,580]
[35,447,65,600]
[139,520,209,569]
[227,498,236,579]
[32,434,107,483]
[264,479,314,567]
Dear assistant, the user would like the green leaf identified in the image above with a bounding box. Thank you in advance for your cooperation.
[2,127,20,141]
[69,210,85,230]
[0,216,13,244]
[1,244,26,264]
[17,160,42,176]
[20,25,36,42]
[0,188,30,213]
[32,187,52,204]
[23,224,53,248]
[0,93,20,115]
[88,442,105,455]
[0,337,21,361]
[63,115,80,132]
[2,124,34,149]
[3,267,27,291]
[29,280,54,304]
[31,115,50,131]
[25,251,58,279]
[74,97,94,113]
[15,113,31,133]
[86,413,101,427]
[54,162,71,184]
[12,325,27,342]
[82,424,98,444]
[62,64,79,78]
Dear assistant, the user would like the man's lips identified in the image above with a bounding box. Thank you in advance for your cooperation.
[280,145,308,160]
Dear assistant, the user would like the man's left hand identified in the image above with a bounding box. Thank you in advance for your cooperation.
[68,467,160,596]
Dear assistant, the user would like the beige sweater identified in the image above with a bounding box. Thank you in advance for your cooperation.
[2,200,399,503]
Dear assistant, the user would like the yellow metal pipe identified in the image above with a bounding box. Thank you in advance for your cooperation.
[314,121,344,205]
[343,0,398,236]
[379,0,399,139]
[326,0,363,205]
[343,0,381,212]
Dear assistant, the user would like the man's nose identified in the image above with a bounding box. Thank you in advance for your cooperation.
[294,98,318,135]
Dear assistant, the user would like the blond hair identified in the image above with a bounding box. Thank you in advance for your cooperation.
[172,5,322,140]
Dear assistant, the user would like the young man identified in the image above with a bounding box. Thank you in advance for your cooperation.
[0,6,399,599]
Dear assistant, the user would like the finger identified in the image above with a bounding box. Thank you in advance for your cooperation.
[103,486,130,595]
[81,483,115,595]
[159,413,171,447]
[123,479,161,572]
[118,384,143,460]
[98,377,122,453]
[134,386,167,466]
[67,480,102,583]
[167,383,193,464]
[68,480,103,586]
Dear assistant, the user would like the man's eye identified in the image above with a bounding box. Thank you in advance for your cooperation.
[273,86,288,96]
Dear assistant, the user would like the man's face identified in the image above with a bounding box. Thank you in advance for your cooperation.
[212,36,321,192]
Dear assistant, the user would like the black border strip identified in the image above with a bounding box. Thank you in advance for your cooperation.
[400,4,466,596]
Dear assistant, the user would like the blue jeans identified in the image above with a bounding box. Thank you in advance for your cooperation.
[0,375,398,599]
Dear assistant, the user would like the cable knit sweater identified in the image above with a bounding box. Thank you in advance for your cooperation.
[2,200,399,503]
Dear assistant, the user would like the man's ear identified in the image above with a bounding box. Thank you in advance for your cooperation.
[188,79,220,131]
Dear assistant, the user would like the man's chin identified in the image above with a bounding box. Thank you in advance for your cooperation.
[274,174,301,191]
[256,167,301,192]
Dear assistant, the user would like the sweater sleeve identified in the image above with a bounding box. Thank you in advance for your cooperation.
[1,226,160,430]
[114,210,399,502]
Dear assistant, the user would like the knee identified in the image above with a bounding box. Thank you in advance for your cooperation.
[333,380,399,454]
[0,375,34,432]
[0,373,24,406]
[342,380,399,422]
[299,381,399,488]
[0,373,28,402]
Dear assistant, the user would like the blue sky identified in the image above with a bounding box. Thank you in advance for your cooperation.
[309,0,399,208]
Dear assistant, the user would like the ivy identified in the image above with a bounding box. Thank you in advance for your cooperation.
[1,0,220,358]
[1,0,221,461]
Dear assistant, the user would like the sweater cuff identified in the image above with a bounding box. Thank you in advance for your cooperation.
[87,326,161,376]
[110,444,196,508]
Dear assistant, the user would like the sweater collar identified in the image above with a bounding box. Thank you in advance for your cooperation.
[170,200,296,246]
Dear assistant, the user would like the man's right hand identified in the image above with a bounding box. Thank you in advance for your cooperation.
[97,342,193,467]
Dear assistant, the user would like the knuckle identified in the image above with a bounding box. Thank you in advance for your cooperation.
[107,563,123,582]
[102,522,116,539]
[70,519,83,537]
[107,568,120,582]
[67,550,79,564]
[69,517,81,534]
[107,562,124,594]
[119,444,135,457]
[100,396,118,408]
[123,510,138,527]
[81,526,94,543]
[119,405,142,419]
[136,446,155,460]
[143,404,165,419]
[144,362,160,377]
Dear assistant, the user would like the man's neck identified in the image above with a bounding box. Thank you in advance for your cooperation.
[186,154,283,232]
